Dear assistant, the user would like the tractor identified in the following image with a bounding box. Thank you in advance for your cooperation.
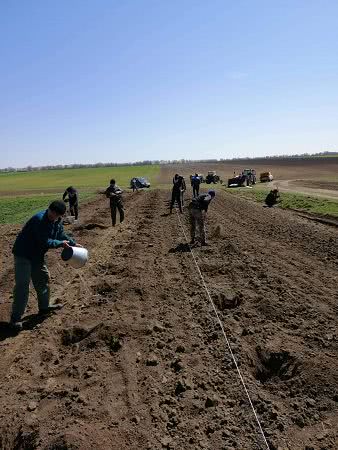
[242,169,256,185]
[205,171,221,184]
[227,174,247,188]
[227,168,256,187]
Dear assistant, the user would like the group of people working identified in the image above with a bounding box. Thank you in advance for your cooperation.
[7,173,279,333]
[61,180,126,227]
[169,173,202,213]
[8,179,125,332]
[169,173,216,246]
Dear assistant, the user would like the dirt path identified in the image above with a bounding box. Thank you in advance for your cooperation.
[270,179,338,200]
[0,190,337,450]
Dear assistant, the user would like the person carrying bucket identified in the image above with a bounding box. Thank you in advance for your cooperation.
[9,200,83,332]
[105,179,124,226]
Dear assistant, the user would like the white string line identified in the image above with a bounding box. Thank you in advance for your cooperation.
[175,209,270,450]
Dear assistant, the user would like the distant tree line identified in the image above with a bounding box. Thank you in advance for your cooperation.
[1,151,337,173]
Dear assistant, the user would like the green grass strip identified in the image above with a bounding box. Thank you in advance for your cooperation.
[0,192,96,225]
[0,165,160,191]
[227,187,338,217]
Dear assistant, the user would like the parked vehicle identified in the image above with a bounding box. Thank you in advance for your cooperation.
[260,171,273,182]
[205,171,222,184]
[227,168,256,187]
[227,174,247,187]
[130,177,151,189]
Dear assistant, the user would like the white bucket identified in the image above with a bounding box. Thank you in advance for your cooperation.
[61,246,88,269]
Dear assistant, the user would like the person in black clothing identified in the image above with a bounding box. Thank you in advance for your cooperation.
[189,190,215,245]
[131,178,138,192]
[191,173,201,197]
[62,186,79,220]
[265,189,280,207]
[105,179,124,226]
[170,174,186,213]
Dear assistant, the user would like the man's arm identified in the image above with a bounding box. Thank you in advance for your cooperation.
[105,187,114,198]
[73,192,79,203]
[31,217,70,249]
[56,222,76,246]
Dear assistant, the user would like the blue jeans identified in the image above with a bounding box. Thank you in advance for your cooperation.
[11,256,50,322]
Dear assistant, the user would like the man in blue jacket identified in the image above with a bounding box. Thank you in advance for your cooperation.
[10,200,82,331]
[191,173,201,198]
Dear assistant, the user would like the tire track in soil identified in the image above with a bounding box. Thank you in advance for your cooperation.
[0,189,337,449]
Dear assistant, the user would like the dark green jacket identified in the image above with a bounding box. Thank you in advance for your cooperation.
[13,210,75,262]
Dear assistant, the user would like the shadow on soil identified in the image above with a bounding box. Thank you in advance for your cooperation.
[0,314,50,341]
[169,243,191,253]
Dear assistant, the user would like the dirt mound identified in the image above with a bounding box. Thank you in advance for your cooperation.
[0,189,337,449]
[61,323,122,353]
[74,223,108,231]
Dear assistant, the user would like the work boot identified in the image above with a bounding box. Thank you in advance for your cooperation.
[39,304,64,315]
[9,321,23,332]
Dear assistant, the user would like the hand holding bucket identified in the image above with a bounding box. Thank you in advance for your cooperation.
[61,246,89,268]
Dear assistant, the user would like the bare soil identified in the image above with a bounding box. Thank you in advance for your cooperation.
[0,189,337,450]
[160,158,338,199]
[160,158,338,182]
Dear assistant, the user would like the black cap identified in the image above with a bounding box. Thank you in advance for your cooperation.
[49,200,66,215]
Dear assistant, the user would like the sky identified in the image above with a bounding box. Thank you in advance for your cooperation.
[1,0,338,168]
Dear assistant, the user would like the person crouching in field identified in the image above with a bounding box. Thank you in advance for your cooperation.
[189,190,216,246]
[9,200,82,332]
[63,186,79,220]
[105,179,125,226]
[265,189,280,208]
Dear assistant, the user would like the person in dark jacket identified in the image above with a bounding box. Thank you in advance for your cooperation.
[105,179,124,226]
[131,178,138,192]
[265,189,280,207]
[191,173,201,197]
[10,200,82,331]
[170,174,186,213]
[189,190,216,246]
[63,186,79,220]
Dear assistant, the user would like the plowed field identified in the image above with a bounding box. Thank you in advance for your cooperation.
[0,189,337,450]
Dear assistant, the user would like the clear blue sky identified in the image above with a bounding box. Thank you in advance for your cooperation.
[1,0,338,168]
